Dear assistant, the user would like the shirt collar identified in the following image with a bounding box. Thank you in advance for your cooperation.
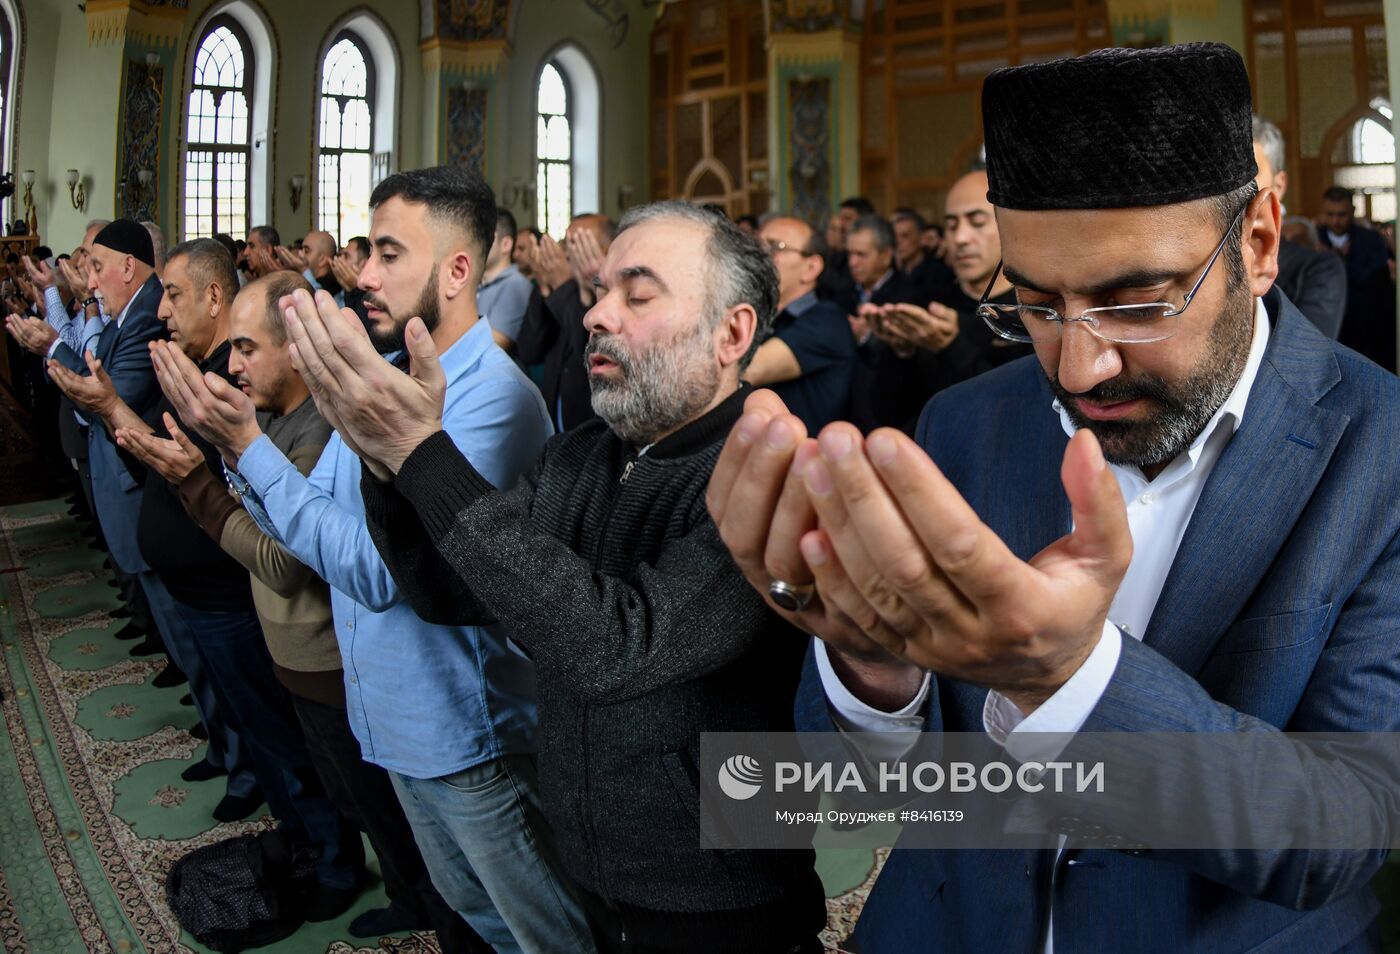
[1051,296,1271,476]
[388,317,495,385]
[114,278,150,329]
[785,291,819,316]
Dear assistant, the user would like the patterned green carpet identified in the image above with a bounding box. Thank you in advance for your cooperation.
[0,500,885,952]
[0,499,443,953]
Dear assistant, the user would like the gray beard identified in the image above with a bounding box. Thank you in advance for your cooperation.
[586,321,722,446]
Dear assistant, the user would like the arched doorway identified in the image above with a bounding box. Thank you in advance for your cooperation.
[682,158,745,216]
[1322,98,1396,224]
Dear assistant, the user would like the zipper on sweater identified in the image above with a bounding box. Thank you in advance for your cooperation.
[596,445,651,566]
[583,441,656,896]
[618,442,651,484]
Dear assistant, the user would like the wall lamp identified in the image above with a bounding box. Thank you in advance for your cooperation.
[67,169,86,211]
[289,174,306,212]
[501,177,535,211]
[133,168,153,208]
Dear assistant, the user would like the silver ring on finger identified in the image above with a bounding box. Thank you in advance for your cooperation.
[768,579,815,612]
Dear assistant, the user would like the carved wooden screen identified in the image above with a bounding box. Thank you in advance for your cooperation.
[650,0,769,217]
[860,0,1110,222]
[1246,0,1389,219]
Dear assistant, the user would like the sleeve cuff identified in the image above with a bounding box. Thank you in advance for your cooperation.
[815,639,930,764]
[234,434,291,491]
[984,620,1123,763]
[394,429,498,540]
[359,460,400,531]
[46,337,63,360]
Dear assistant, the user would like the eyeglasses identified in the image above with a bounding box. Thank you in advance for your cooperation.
[975,203,1248,345]
[762,239,816,257]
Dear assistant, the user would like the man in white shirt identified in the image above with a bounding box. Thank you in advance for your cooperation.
[710,43,1400,953]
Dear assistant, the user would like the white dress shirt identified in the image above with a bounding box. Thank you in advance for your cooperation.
[819,298,1271,950]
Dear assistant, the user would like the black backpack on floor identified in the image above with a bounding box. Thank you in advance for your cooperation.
[165,830,319,952]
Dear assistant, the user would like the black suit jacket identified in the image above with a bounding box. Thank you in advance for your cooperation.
[1329,225,1396,371]
[515,280,597,432]
[844,271,929,432]
[1275,240,1345,339]
[903,254,955,304]
[817,250,853,304]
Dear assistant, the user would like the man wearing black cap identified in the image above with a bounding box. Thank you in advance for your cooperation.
[712,43,1400,952]
[42,221,173,658]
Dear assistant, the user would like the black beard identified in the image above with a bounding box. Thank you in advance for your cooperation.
[1047,275,1254,471]
[364,271,441,355]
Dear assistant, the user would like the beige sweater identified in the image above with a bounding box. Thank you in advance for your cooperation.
[179,400,342,680]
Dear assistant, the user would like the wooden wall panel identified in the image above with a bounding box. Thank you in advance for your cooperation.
[861,0,1108,222]
[1244,0,1389,218]
[650,0,768,215]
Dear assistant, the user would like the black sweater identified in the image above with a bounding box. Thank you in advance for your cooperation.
[132,340,254,612]
[361,385,823,948]
[513,280,598,431]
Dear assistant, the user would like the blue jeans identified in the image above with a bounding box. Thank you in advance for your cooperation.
[391,754,596,954]
[171,598,361,892]
[137,571,257,798]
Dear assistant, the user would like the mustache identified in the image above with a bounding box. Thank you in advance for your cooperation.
[362,295,389,313]
[584,335,632,373]
[1054,372,1177,408]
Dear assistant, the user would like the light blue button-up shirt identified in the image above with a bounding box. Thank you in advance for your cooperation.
[227,319,554,779]
[44,285,108,358]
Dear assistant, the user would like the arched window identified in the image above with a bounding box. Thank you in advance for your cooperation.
[185,16,254,239]
[318,31,375,244]
[537,62,572,239]
[1351,99,1395,166]
[1332,98,1397,223]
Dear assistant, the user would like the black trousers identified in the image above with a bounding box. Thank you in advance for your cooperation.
[290,694,491,954]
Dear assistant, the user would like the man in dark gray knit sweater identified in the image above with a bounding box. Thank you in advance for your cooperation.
[274,201,825,953]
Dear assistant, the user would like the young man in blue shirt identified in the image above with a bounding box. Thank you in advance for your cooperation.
[161,167,594,954]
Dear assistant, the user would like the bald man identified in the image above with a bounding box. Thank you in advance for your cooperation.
[301,230,343,301]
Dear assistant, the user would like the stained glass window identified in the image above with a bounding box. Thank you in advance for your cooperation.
[317,32,374,245]
[537,63,572,240]
[184,17,253,240]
